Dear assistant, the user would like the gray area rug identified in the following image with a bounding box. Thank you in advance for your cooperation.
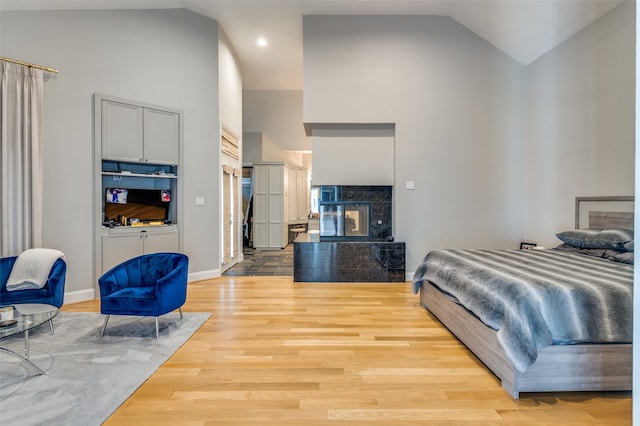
[0,311,209,425]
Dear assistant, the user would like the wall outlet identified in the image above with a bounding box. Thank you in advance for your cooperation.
[195,196,205,206]
[406,180,415,190]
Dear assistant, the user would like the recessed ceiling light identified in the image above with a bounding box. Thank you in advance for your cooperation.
[257,38,267,47]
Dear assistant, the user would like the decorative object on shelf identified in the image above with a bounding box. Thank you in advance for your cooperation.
[520,242,537,250]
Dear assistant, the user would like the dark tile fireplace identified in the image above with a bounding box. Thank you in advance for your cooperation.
[318,185,392,240]
[294,185,405,282]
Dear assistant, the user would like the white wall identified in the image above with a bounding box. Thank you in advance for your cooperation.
[525,1,635,248]
[311,124,395,185]
[243,132,264,165]
[217,28,244,272]
[261,135,304,166]
[218,31,243,135]
[0,9,227,299]
[242,132,304,167]
[303,15,526,272]
[243,90,311,152]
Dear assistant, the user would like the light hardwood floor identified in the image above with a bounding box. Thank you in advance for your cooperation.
[63,277,631,425]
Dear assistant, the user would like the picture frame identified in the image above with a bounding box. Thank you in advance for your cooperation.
[520,242,537,250]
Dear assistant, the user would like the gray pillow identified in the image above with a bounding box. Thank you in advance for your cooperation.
[555,228,634,250]
[612,252,634,265]
[554,243,608,258]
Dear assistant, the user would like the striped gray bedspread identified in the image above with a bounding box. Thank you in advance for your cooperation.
[412,249,633,372]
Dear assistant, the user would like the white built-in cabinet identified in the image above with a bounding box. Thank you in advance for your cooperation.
[101,99,180,165]
[101,227,180,272]
[288,168,309,222]
[94,94,183,279]
[252,162,289,249]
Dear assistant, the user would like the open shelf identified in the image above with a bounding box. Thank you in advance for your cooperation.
[102,171,177,179]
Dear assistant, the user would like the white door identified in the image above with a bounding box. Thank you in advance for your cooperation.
[221,124,242,271]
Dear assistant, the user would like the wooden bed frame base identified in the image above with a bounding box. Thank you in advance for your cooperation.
[420,281,632,399]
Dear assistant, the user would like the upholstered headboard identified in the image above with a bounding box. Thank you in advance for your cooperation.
[575,196,634,229]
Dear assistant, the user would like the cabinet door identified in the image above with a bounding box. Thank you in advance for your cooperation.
[144,108,179,165]
[288,168,298,220]
[102,233,144,273]
[252,165,269,248]
[297,169,308,220]
[267,165,284,248]
[143,230,179,254]
[101,100,144,162]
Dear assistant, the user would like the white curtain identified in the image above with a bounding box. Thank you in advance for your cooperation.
[0,61,44,256]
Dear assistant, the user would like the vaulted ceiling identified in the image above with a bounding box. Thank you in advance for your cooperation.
[0,0,624,89]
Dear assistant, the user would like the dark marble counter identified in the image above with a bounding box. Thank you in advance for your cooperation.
[294,233,391,243]
[293,234,406,282]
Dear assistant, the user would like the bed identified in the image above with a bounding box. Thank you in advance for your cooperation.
[412,196,634,399]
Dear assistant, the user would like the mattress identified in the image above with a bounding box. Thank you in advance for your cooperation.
[412,248,633,371]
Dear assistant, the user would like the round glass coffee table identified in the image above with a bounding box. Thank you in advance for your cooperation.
[0,303,59,375]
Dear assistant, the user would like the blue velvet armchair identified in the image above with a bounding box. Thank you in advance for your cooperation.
[98,252,189,339]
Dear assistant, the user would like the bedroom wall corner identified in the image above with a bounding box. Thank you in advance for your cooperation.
[524,1,635,248]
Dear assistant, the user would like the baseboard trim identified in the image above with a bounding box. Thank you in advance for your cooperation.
[188,269,221,282]
[65,288,96,304]
[63,270,222,305]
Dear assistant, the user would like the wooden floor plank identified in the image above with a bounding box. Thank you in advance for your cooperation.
[62,277,632,425]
